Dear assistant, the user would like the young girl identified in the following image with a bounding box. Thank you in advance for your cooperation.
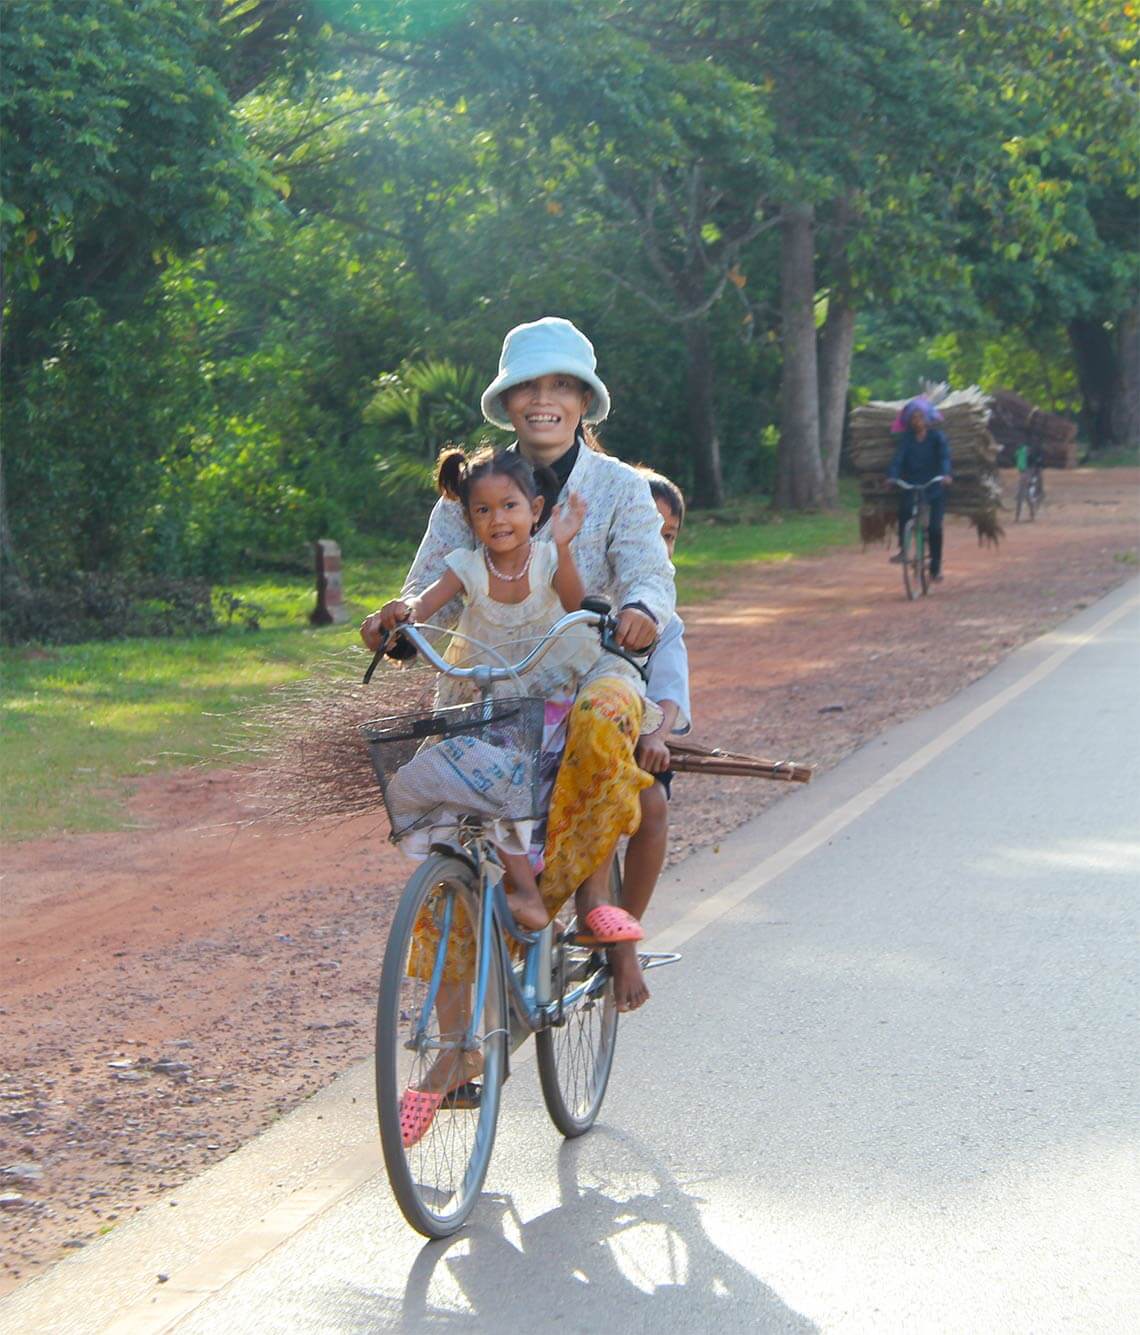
[363,446,598,933]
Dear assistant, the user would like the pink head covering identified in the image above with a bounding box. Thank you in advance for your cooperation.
[890,396,944,433]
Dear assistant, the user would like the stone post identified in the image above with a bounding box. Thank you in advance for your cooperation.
[310,539,349,625]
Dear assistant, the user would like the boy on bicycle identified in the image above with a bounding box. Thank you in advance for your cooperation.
[887,397,953,582]
[614,469,692,1011]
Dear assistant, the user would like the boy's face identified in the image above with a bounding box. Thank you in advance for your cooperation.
[655,497,680,558]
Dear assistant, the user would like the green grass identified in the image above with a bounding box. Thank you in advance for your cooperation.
[674,486,859,602]
[0,555,412,840]
[1085,445,1140,469]
[1,498,859,839]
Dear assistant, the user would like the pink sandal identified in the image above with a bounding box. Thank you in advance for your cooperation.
[399,1088,444,1148]
[579,905,644,945]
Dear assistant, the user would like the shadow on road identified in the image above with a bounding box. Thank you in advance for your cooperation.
[378,1127,817,1332]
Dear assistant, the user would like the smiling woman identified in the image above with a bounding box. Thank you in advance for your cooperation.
[361,315,677,1015]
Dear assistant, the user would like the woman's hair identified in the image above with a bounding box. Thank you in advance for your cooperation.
[637,467,686,525]
[436,445,554,512]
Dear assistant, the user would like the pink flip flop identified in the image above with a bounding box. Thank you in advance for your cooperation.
[399,1088,444,1148]
[578,905,644,945]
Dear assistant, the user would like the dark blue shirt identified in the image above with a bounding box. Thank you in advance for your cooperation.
[887,428,952,497]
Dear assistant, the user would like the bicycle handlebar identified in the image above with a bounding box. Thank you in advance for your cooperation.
[891,475,949,491]
[362,601,651,687]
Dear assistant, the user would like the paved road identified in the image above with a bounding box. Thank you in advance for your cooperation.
[5,582,1138,1334]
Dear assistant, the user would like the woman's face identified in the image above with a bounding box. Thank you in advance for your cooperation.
[502,374,591,457]
[466,473,543,555]
[909,409,928,436]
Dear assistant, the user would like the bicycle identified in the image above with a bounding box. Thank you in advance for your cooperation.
[893,475,948,600]
[360,600,679,1238]
[1015,467,1043,522]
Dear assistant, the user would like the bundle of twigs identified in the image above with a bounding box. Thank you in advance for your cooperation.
[849,383,1004,547]
[667,738,812,783]
[230,648,813,827]
[988,389,1079,468]
[230,650,436,823]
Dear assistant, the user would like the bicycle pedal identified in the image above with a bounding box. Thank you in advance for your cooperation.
[637,950,682,972]
[441,1081,482,1110]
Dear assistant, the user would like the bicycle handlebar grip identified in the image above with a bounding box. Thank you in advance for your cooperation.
[362,628,389,684]
[580,596,612,617]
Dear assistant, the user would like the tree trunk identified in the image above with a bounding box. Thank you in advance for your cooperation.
[684,316,725,508]
[777,203,824,509]
[818,294,856,507]
[0,265,23,589]
[1069,308,1140,452]
[1110,303,1140,449]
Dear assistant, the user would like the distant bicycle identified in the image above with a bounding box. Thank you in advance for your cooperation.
[893,475,948,599]
[1015,468,1044,522]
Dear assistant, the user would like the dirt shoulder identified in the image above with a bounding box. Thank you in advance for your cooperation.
[1,467,1136,1291]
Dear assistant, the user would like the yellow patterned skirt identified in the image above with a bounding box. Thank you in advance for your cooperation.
[407,677,650,983]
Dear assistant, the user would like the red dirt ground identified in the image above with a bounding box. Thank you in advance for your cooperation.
[1,468,1136,1290]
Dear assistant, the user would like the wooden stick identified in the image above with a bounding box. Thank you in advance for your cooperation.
[667,738,812,783]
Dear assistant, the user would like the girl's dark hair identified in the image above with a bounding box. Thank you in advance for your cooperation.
[576,423,608,455]
[637,467,686,524]
[436,445,556,514]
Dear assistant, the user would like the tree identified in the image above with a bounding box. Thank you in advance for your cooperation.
[0,0,270,579]
[931,0,1139,450]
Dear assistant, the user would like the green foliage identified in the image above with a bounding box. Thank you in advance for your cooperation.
[0,0,265,311]
[927,329,1079,413]
[1,0,1134,616]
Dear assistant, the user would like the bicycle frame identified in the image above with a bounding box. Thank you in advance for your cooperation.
[377,609,678,1068]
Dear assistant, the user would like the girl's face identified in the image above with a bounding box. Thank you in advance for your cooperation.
[502,374,591,456]
[909,409,928,436]
[655,497,681,558]
[467,473,543,554]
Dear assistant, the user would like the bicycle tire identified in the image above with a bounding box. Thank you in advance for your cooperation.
[536,860,621,1137]
[901,520,920,600]
[376,853,507,1237]
[918,521,930,596]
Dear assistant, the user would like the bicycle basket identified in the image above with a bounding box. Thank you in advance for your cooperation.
[361,696,546,841]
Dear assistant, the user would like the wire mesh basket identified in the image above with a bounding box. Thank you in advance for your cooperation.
[361,696,546,840]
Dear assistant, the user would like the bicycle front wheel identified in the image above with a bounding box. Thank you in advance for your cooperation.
[376,853,506,1237]
[536,860,621,1137]
[901,520,920,600]
[918,523,930,595]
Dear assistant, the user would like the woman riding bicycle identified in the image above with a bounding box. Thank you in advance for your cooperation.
[887,396,953,583]
[362,316,676,1014]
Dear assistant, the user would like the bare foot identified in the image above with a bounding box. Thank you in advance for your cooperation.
[608,941,650,1012]
[417,1047,483,1095]
[505,880,549,932]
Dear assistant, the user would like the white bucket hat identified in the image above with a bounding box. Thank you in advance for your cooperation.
[480,316,611,429]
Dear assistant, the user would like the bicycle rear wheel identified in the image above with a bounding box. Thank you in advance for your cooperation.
[901,520,920,600]
[536,860,621,1137]
[376,853,507,1237]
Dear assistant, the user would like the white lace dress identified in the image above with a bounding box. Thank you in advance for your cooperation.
[433,544,600,707]
[385,543,601,861]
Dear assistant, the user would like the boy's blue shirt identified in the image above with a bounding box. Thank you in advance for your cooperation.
[646,612,691,735]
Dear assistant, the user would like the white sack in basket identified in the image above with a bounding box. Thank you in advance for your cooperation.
[385,732,535,859]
